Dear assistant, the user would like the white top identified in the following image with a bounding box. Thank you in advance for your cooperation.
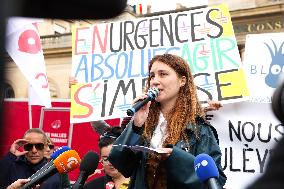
[150,113,168,148]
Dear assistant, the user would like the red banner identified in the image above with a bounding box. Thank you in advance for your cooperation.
[41,107,70,148]
[0,99,121,182]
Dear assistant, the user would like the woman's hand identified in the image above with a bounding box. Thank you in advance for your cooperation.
[204,100,222,112]
[69,76,78,88]
[156,148,173,160]
[7,179,30,189]
[10,139,29,156]
[88,168,104,179]
[133,94,151,127]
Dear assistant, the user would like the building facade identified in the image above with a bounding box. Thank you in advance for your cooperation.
[4,0,284,99]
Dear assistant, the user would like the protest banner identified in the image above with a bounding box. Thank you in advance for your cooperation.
[243,32,284,103]
[6,18,51,108]
[210,102,283,189]
[70,4,249,123]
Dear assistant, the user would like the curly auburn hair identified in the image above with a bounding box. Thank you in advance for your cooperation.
[143,54,205,146]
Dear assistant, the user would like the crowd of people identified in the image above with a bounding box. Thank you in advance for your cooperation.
[0,128,70,189]
[3,53,282,189]
[1,54,227,189]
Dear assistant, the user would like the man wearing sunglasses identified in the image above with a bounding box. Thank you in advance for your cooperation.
[0,128,70,189]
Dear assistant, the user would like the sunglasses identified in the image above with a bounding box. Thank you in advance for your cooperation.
[48,144,55,150]
[23,143,45,151]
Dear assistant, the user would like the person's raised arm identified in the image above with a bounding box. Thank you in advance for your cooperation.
[69,76,78,88]
[10,139,29,157]
[203,100,222,112]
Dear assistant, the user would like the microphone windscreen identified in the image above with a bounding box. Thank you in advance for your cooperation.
[80,151,100,175]
[50,146,71,160]
[90,120,110,135]
[53,150,81,174]
[194,154,219,182]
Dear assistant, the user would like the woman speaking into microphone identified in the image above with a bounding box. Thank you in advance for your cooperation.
[108,54,226,189]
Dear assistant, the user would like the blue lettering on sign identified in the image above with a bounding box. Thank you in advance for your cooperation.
[91,54,104,81]
[128,51,140,78]
[74,47,185,82]
[102,53,116,80]
[75,55,89,82]
[116,52,128,79]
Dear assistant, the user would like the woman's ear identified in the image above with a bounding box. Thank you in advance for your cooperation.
[180,76,186,87]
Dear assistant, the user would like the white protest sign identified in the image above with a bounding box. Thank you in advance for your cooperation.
[210,102,283,189]
[243,33,284,103]
[70,4,249,123]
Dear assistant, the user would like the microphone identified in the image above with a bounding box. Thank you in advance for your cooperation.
[21,150,81,189]
[126,88,159,116]
[194,154,220,189]
[29,146,71,180]
[50,146,71,160]
[72,151,100,189]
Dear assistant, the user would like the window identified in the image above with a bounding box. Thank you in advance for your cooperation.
[48,80,59,98]
[3,83,15,98]
[53,23,66,34]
